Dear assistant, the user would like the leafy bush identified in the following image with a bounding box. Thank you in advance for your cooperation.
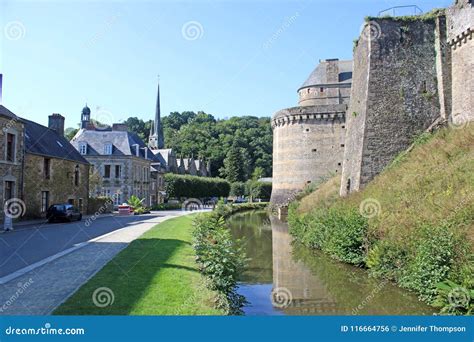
[165,174,230,199]
[127,195,145,209]
[289,205,368,265]
[367,240,408,280]
[432,280,473,315]
[229,182,246,197]
[246,181,272,200]
[193,213,247,314]
[399,223,461,302]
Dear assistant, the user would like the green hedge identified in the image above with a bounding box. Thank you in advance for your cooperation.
[164,174,230,199]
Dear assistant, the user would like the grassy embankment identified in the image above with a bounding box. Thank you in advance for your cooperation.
[288,125,474,314]
[55,215,223,315]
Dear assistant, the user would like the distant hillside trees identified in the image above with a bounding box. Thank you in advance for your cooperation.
[66,111,273,182]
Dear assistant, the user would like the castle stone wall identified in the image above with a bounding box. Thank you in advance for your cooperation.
[339,31,370,196]
[271,105,346,206]
[341,18,446,195]
[447,1,473,125]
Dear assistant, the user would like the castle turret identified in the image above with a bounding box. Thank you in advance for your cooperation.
[270,59,351,207]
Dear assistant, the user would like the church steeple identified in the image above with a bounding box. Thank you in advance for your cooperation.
[148,77,164,150]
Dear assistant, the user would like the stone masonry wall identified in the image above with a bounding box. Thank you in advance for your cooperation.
[271,105,346,206]
[23,153,89,218]
[341,17,446,195]
[339,29,370,196]
[0,115,25,221]
[447,0,473,125]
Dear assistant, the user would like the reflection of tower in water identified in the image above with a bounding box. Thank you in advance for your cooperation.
[271,216,338,315]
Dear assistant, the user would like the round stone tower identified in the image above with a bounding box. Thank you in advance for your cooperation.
[270,59,352,207]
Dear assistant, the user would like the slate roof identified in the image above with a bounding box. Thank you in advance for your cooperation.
[0,105,22,120]
[23,119,89,164]
[71,129,158,161]
[300,60,353,89]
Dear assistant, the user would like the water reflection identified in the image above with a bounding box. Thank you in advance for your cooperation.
[227,211,434,316]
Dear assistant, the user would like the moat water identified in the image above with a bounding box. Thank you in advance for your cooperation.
[227,210,435,315]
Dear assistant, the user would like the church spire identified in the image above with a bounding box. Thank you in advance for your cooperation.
[148,76,165,150]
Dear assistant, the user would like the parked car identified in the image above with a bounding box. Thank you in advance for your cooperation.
[46,204,82,223]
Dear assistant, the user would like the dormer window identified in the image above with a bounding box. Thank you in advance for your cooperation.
[104,143,113,155]
[79,142,87,155]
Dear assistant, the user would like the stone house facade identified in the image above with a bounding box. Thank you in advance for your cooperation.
[70,109,158,207]
[23,116,90,218]
[0,106,25,219]
[1,106,90,220]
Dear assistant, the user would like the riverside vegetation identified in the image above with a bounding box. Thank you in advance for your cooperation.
[192,202,268,314]
[288,125,474,314]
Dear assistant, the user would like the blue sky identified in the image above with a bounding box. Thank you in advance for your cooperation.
[1,0,452,129]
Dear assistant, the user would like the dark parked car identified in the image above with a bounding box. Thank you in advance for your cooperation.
[46,204,82,223]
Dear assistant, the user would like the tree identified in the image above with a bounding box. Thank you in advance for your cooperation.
[251,166,265,180]
[221,143,247,183]
[65,127,78,141]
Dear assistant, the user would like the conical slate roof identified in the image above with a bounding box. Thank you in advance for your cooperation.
[300,60,352,89]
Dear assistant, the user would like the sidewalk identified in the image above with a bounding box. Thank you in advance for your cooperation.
[0,210,200,315]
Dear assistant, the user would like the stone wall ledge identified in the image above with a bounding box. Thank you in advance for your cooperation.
[271,104,347,128]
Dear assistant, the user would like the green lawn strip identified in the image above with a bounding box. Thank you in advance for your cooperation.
[54,215,223,315]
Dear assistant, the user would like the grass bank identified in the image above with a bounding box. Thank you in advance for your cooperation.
[288,125,474,314]
[54,215,223,315]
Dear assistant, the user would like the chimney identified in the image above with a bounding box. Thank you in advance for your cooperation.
[48,113,65,136]
[112,123,128,131]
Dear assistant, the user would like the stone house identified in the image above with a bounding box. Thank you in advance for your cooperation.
[23,115,90,217]
[0,105,25,219]
[1,105,90,219]
[71,108,159,207]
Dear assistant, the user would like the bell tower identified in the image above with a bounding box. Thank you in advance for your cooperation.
[81,104,91,129]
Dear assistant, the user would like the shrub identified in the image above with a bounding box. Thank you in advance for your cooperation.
[400,223,459,302]
[230,182,246,197]
[193,213,247,314]
[165,174,230,199]
[367,240,408,280]
[246,181,272,200]
[321,207,369,265]
[432,280,474,315]
[289,205,368,265]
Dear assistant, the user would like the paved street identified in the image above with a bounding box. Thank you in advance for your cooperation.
[0,212,184,278]
[0,210,199,315]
